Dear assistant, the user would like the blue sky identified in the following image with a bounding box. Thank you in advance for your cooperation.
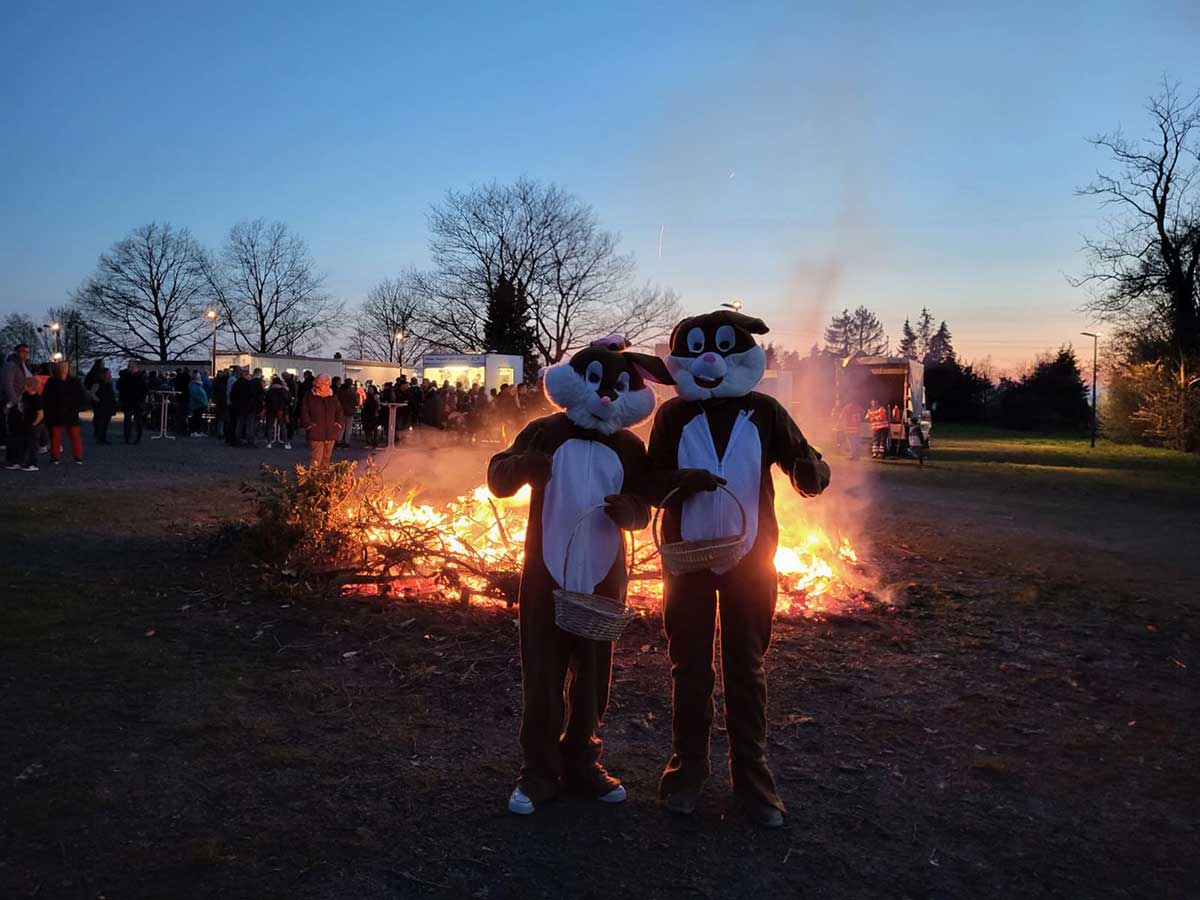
[3,0,1198,370]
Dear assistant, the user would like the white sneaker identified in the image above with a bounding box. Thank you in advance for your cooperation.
[5,464,20,470]
[599,785,627,804]
[284,442,292,450]
[508,787,535,815]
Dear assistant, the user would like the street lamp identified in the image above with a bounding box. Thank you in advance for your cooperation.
[394,330,405,365]
[205,310,219,374]
[47,321,62,358]
[1081,332,1101,448]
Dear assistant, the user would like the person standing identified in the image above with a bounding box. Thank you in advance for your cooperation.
[265,375,292,449]
[91,368,117,445]
[230,368,257,447]
[250,369,267,440]
[405,376,423,433]
[836,399,864,459]
[225,366,241,445]
[188,373,208,437]
[300,373,343,468]
[5,377,44,471]
[83,358,105,393]
[42,361,88,465]
[336,378,358,447]
[117,363,148,444]
[212,369,229,439]
[3,342,34,466]
[174,367,191,433]
[867,399,889,459]
[361,384,380,449]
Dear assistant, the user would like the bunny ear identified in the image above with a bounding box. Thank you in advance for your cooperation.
[625,352,675,385]
[725,311,770,335]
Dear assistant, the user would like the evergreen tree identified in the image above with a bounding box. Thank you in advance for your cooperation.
[915,307,935,360]
[825,306,887,357]
[823,309,853,357]
[845,305,888,356]
[996,346,1091,431]
[483,275,538,380]
[898,318,918,359]
[926,321,954,365]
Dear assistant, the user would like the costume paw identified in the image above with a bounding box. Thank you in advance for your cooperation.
[519,450,554,485]
[603,493,648,530]
[672,468,726,504]
[508,787,535,815]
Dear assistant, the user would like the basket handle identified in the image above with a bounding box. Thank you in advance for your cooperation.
[652,482,747,554]
[560,504,635,589]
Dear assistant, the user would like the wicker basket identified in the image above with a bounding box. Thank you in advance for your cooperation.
[552,505,637,642]
[653,484,747,575]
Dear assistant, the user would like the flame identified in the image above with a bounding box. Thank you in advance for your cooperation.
[356,472,864,617]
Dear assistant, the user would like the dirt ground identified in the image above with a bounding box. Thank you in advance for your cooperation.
[1,427,1198,899]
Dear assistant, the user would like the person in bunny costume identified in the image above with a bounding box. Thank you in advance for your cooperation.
[487,336,674,815]
[647,309,831,828]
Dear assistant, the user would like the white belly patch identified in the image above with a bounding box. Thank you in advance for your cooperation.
[541,439,625,593]
[677,410,761,572]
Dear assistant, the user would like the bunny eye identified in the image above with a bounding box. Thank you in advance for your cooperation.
[687,327,705,354]
[715,325,736,352]
[616,372,629,393]
[586,361,603,385]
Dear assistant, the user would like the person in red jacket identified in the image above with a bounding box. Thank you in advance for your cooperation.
[300,374,344,468]
[836,400,864,459]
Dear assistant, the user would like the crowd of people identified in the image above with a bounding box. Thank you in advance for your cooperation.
[1,340,552,471]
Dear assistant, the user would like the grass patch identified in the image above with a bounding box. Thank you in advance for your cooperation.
[923,424,1200,500]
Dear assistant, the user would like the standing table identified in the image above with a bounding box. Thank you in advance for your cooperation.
[149,390,179,441]
[381,401,408,449]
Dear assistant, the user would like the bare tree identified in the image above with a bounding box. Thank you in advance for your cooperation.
[1074,80,1200,364]
[71,222,209,362]
[600,283,683,350]
[423,178,673,366]
[0,314,40,358]
[529,201,633,362]
[344,273,437,364]
[205,219,343,355]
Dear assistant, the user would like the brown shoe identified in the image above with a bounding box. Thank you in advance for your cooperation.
[741,800,785,829]
[565,764,623,800]
[661,783,702,816]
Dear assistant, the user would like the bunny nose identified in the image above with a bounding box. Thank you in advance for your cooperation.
[599,395,612,406]
[702,353,717,363]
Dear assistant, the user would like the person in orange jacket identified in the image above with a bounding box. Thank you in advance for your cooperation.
[867,400,890,458]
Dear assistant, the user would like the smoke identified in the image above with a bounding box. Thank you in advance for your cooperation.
[373,436,498,503]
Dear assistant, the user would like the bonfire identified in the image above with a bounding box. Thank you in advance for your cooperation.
[250,462,870,617]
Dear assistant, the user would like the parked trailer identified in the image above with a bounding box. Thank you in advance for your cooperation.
[834,353,931,458]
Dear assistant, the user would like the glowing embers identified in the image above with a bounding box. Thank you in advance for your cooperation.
[352,471,864,617]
